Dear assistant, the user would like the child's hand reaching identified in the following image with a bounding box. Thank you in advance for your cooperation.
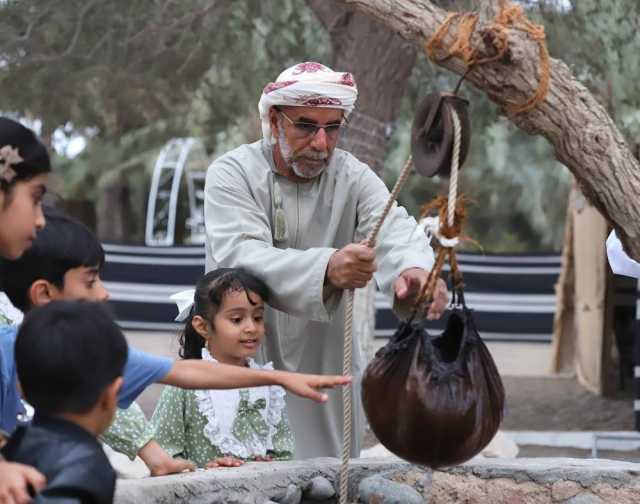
[205,456,244,469]
[278,372,352,403]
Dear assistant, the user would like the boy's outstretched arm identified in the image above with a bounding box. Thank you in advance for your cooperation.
[160,361,351,403]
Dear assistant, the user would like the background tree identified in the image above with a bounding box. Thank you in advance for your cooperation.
[2,0,637,254]
[0,0,331,240]
[307,0,417,174]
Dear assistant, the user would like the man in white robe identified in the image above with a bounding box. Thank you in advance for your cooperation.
[204,62,447,458]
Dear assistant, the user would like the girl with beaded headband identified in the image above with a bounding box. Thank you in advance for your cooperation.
[0,117,50,504]
[0,118,51,261]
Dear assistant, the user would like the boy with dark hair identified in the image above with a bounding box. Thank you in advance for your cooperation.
[1,205,107,314]
[0,207,350,475]
[3,301,128,503]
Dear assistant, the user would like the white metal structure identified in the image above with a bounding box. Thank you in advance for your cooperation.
[145,138,209,246]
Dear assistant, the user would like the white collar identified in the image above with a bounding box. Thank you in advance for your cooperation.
[194,348,287,458]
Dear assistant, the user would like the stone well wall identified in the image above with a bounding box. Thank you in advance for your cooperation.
[115,457,640,504]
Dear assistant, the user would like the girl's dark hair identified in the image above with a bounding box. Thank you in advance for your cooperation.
[0,117,51,195]
[179,268,270,360]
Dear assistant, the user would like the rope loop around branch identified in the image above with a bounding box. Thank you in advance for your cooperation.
[425,0,550,115]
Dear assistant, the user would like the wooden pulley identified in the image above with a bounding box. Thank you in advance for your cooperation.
[410,91,471,178]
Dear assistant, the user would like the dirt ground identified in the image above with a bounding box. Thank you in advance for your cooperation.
[500,375,635,431]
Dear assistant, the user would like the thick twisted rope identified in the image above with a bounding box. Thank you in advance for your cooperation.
[338,290,354,504]
[366,155,413,248]
[414,108,463,313]
[448,111,461,227]
[339,155,413,504]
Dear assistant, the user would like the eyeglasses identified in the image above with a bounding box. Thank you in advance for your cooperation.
[277,109,347,139]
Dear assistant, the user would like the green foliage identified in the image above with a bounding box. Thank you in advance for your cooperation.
[531,0,640,139]
[0,0,228,137]
[0,0,329,144]
[185,0,330,154]
[1,0,636,251]
[0,0,329,242]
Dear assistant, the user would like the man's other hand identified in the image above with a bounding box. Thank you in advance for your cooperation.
[326,243,377,289]
[426,277,449,320]
[394,268,448,320]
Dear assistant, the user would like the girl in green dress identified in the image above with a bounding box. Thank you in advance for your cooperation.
[148,268,294,468]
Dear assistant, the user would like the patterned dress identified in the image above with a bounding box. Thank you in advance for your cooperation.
[148,349,294,467]
[101,403,152,460]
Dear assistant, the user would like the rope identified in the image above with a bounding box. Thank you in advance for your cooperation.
[426,0,550,115]
[366,156,413,248]
[338,290,354,504]
[447,112,461,227]
[338,156,413,504]
[414,108,464,313]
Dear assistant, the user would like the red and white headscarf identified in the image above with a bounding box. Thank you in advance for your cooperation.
[258,62,358,143]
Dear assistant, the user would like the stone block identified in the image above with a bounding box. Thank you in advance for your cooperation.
[277,484,302,504]
[113,456,640,504]
[358,475,424,504]
[304,476,336,501]
[562,493,604,504]
[551,481,581,501]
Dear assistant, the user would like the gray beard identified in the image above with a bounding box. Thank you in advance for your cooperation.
[278,128,328,179]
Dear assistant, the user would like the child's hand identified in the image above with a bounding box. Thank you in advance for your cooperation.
[253,455,272,462]
[205,456,244,468]
[149,457,196,477]
[139,440,196,476]
[279,372,352,403]
[0,461,46,504]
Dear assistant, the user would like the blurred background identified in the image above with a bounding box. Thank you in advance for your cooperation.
[2,0,640,459]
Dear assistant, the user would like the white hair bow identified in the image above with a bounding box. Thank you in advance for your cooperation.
[170,289,196,322]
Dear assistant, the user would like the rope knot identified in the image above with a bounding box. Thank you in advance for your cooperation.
[421,195,466,243]
[425,0,550,115]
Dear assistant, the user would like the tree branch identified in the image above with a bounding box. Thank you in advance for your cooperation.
[26,0,100,64]
[126,0,221,45]
[476,0,502,24]
[339,0,640,260]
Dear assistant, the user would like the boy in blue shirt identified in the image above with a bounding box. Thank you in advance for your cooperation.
[0,208,350,477]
